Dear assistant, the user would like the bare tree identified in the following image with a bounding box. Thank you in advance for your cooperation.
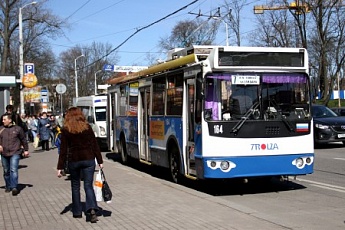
[58,42,119,104]
[0,0,65,107]
[249,8,296,47]
[305,0,345,104]
[222,0,247,46]
[0,0,65,73]
[158,18,218,51]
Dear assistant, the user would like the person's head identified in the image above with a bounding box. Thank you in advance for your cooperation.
[64,107,88,134]
[41,112,47,118]
[5,104,14,114]
[2,114,13,126]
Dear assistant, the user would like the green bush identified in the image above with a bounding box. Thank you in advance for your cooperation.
[315,99,345,108]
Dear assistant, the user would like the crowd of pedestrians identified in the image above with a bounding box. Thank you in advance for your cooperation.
[0,105,104,223]
[0,106,64,194]
[21,111,63,151]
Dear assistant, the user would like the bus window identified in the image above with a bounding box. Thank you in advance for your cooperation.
[205,79,221,120]
[128,82,139,116]
[167,73,183,116]
[119,85,127,116]
[95,107,106,121]
[152,76,165,115]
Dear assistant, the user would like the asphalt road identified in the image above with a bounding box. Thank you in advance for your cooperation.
[111,143,345,230]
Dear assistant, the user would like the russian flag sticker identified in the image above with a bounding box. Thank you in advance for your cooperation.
[296,123,309,132]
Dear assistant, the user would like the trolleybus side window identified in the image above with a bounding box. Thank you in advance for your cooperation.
[205,78,221,120]
[167,73,183,116]
[152,76,165,115]
[128,82,139,116]
[119,85,127,116]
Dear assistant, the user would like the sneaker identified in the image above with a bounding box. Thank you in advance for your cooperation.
[90,209,98,223]
[12,188,19,196]
[5,188,11,193]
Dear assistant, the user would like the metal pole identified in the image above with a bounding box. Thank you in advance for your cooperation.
[338,72,341,107]
[60,94,63,114]
[19,2,36,115]
[94,70,102,95]
[19,7,24,114]
[224,20,229,46]
[74,54,84,100]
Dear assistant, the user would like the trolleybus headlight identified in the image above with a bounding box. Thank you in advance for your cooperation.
[220,161,230,171]
[292,158,305,169]
[210,161,217,168]
[305,156,314,165]
[296,158,304,168]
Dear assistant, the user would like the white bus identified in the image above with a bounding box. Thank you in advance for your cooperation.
[106,45,314,183]
[75,95,107,149]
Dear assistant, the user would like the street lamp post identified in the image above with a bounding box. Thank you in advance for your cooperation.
[74,54,84,100]
[94,70,102,95]
[19,1,37,115]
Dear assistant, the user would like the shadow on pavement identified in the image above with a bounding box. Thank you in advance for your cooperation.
[105,152,307,196]
[60,203,112,218]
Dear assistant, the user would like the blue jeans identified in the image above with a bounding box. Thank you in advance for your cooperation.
[1,153,21,190]
[69,159,98,216]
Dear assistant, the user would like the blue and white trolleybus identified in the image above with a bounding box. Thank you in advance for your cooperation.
[106,45,314,183]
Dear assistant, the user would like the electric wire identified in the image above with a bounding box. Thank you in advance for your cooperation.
[81,0,200,69]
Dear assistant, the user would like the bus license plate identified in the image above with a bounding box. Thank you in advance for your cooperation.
[338,134,345,138]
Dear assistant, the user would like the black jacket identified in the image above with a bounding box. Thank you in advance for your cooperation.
[57,125,103,170]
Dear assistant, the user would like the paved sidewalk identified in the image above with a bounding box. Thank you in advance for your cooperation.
[0,144,287,230]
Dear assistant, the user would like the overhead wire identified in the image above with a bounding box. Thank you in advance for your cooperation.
[64,0,92,21]
[82,0,200,69]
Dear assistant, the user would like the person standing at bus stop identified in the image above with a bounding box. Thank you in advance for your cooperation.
[56,107,103,223]
[0,114,29,196]
[37,112,50,151]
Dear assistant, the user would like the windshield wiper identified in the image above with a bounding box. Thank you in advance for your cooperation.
[231,102,259,134]
[281,115,294,132]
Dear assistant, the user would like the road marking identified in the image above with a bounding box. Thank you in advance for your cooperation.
[293,177,345,193]
[310,184,345,193]
[334,158,345,161]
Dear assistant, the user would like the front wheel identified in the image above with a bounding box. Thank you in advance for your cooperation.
[169,148,181,183]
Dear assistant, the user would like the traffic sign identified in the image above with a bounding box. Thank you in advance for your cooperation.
[24,63,35,74]
[103,64,114,71]
[56,84,66,94]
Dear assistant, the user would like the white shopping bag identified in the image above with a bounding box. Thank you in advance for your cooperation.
[94,170,103,202]
[33,136,40,149]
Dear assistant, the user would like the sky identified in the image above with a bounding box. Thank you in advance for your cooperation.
[44,0,267,66]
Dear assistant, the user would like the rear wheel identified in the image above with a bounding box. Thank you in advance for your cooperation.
[169,147,180,183]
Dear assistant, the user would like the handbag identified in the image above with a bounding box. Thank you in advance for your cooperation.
[100,168,112,203]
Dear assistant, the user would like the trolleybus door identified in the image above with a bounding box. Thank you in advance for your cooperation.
[139,87,151,162]
[106,92,113,151]
[186,79,196,175]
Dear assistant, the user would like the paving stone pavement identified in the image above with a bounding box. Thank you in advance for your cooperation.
[0,144,288,230]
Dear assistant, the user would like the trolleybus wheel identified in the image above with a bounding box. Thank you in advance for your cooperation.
[169,147,180,183]
[120,138,128,164]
